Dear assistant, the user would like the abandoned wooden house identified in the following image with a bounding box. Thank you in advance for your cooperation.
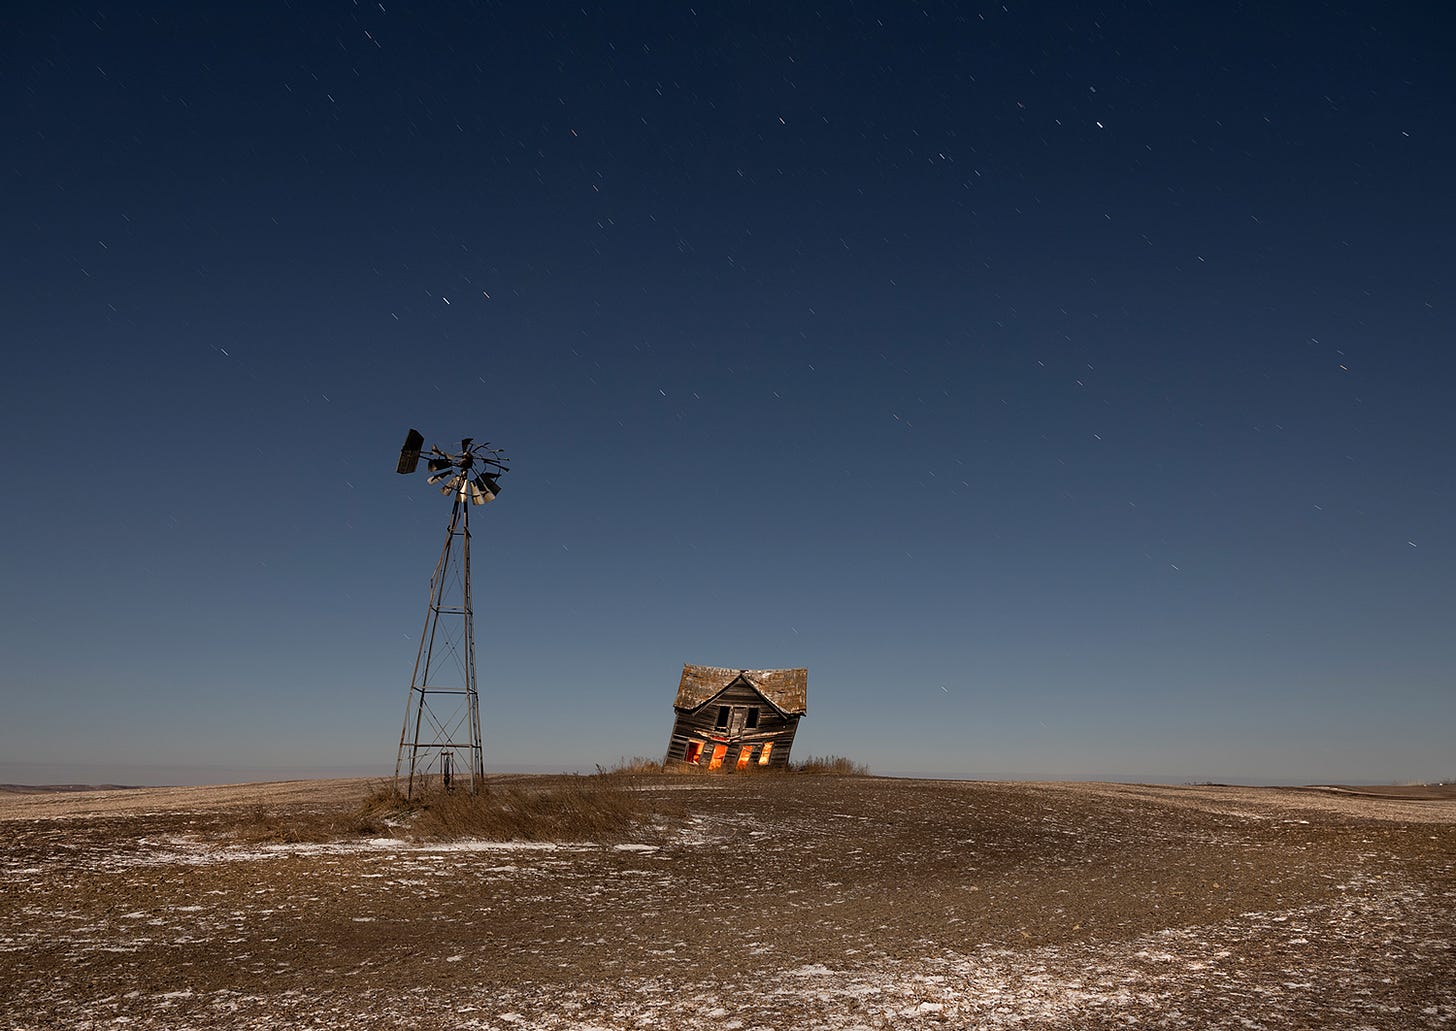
[665,664,807,771]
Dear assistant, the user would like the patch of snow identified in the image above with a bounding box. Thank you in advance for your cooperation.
[790,963,835,977]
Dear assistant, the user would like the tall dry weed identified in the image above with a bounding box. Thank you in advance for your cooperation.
[791,754,870,776]
[369,774,652,842]
[227,798,388,844]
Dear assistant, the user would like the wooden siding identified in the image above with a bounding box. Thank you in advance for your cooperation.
[664,675,801,771]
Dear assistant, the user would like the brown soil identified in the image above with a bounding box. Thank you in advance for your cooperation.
[1,775,1452,1029]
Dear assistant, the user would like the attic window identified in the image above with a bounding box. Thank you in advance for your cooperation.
[714,706,730,731]
[745,706,760,729]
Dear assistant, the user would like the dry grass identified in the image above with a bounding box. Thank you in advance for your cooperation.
[599,756,666,774]
[218,770,657,845]
[226,794,393,844]
[791,753,870,775]
[658,753,872,776]
[220,772,654,845]
[365,774,654,842]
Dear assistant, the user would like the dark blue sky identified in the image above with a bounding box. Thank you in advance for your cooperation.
[3,2,1452,784]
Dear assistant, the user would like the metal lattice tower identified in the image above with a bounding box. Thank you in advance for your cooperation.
[392,430,508,798]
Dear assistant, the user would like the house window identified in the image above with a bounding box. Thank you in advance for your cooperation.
[715,706,730,731]
[707,743,728,770]
[683,741,703,765]
[745,707,760,729]
[735,746,753,771]
[757,742,774,765]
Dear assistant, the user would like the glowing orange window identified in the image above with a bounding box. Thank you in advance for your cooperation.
[683,741,703,765]
[707,743,728,770]
[757,742,774,765]
[735,746,753,771]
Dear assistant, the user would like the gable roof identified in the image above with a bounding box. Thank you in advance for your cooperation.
[674,663,808,716]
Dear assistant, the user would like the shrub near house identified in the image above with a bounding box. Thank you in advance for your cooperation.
[664,665,807,772]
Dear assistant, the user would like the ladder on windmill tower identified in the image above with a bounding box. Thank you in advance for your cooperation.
[392,429,509,798]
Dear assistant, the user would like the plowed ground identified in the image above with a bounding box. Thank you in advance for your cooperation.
[2,776,1452,1029]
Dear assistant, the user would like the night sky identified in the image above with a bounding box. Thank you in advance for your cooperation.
[4,3,1452,785]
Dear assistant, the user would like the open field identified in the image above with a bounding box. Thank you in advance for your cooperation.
[2,775,1453,1029]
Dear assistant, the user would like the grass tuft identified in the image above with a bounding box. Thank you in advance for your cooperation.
[227,799,388,844]
[365,774,652,842]
[599,756,665,775]
[791,754,870,776]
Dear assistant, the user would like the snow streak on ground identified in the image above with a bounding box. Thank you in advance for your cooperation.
[1,777,1452,1029]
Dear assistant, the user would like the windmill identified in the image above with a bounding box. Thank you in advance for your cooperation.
[393,428,509,798]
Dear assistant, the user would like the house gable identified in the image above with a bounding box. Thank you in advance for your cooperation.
[673,664,808,716]
[678,674,791,720]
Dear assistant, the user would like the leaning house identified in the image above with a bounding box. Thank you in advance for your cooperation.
[664,664,807,771]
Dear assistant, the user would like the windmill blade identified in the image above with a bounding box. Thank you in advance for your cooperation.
[475,474,501,500]
[426,470,454,485]
[466,480,486,505]
[427,458,453,473]
[440,473,466,497]
[396,428,424,474]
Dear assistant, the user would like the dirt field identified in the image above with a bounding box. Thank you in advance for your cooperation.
[2,775,1452,1030]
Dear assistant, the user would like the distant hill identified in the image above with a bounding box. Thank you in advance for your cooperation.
[1304,783,1456,801]
[0,784,142,794]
